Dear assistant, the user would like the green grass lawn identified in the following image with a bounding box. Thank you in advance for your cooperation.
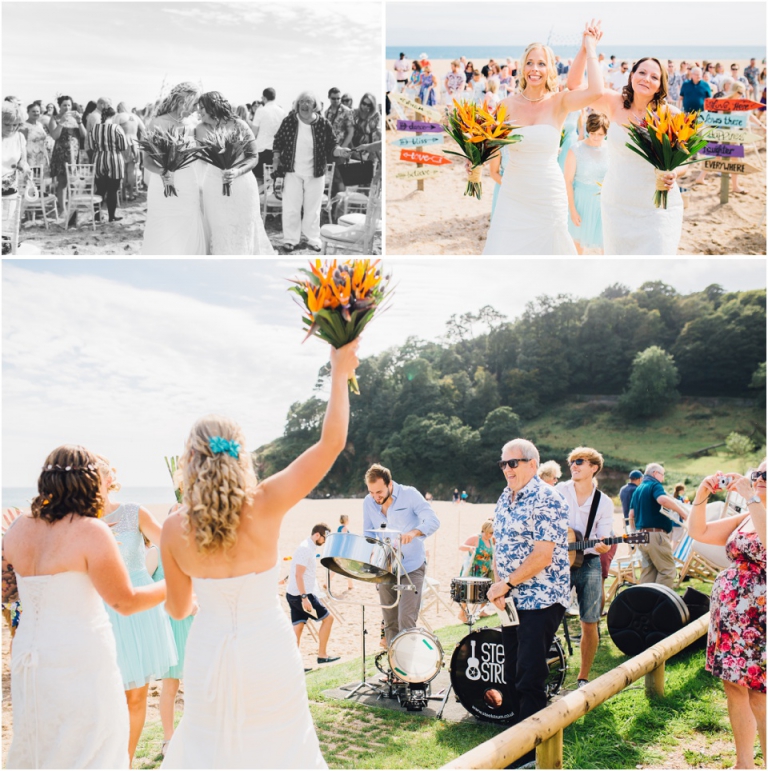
[134,578,759,770]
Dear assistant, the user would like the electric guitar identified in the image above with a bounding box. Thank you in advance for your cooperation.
[567,530,649,569]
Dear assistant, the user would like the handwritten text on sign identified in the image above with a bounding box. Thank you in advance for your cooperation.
[389,91,442,121]
[399,149,452,166]
[700,143,745,158]
[395,167,442,180]
[702,111,749,128]
[396,120,444,133]
[390,135,443,148]
[703,128,761,144]
[702,158,759,175]
[704,98,763,112]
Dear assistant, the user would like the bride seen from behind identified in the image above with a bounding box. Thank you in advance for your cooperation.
[142,82,207,255]
[195,91,275,255]
[159,340,359,769]
[482,21,604,256]
[567,48,683,254]
[3,445,167,769]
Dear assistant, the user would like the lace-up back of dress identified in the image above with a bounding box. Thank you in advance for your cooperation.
[102,503,147,574]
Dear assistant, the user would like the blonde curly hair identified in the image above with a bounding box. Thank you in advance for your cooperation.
[181,414,256,554]
[519,43,559,94]
[95,454,122,493]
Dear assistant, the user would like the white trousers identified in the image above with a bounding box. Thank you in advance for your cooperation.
[283,172,325,247]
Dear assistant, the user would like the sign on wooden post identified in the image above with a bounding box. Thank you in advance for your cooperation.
[390,135,443,148]
[702,112,749,128]
[389,91,442,121]
[699,143,745,158]
[704,98,763,112]
[703,128,761,144]
[395,119,443,133]
[399,149,452,166]
[702,158,760,175]
[395,167,442,179]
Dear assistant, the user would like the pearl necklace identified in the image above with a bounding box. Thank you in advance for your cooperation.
[520,90,548,102]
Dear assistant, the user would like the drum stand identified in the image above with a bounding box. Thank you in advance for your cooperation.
[327,538,416,700]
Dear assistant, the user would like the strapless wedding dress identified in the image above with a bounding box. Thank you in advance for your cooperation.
[601,123,683,254]
[200,164,275,255]
[7,572,129,769]
[483,124,576,255]
[161,565,325,769]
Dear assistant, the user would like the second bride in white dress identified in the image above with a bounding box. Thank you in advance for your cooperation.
[483,24,604,255]
[160,341,360,769]
[195,91,275,255]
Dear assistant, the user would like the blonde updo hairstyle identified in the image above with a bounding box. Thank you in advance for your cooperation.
[519,43,559,94]
[95,454,122,493]
[181,414,256,554]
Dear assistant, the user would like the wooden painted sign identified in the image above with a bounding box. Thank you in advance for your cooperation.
[700,143,745,158]
[389,91,442,121]
[704,98,763,112]
[702,111,749,128]
[390,135,443,148]
[703,128,762,144]
[396,119,444,133]
[395,167,442,180]
[702,158,759,175]
[399,149,452,166]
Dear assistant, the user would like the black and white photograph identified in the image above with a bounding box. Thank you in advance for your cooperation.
[2,1,382,255]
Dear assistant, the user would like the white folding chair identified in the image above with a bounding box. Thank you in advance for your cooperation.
[261,164,283,222]
[64,163,102,230]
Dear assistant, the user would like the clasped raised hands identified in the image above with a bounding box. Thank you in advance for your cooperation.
[582,19,603,49]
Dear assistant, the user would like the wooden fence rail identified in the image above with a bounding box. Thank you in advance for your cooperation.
[443,613,710,770]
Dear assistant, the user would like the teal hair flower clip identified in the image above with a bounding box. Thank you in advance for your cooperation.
[208,436,241,458]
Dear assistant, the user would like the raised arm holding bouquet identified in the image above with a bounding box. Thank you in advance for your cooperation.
[288,259,392,394]
[482,21,604,255]
[567,45,704,254]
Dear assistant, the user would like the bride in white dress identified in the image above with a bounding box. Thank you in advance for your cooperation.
[2,445,166,769]
[567,50,683,254]
[142,82,207,255]
[195,91,275,255]
[483,23,604,255]
[160,341,359,769]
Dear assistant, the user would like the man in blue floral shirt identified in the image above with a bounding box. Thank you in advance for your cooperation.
[487,438,570,759]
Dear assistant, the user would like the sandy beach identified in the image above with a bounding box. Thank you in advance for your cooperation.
[2,495,631,764]
[385,58,767,256]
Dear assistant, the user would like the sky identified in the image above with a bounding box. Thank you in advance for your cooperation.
[2,1,382,111]
[3,257,765,488]
[387,1,766,49]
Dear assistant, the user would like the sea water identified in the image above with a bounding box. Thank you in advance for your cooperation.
[3,486,176,510]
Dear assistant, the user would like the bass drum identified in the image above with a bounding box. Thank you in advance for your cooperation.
[388,628,444,684]
[449,628,566,724]
[607,583,690,656]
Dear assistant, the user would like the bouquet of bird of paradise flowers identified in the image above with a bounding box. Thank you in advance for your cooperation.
[288,260,393,394]
[442,99,522,199]
[164,456,182,504]
[196,126,253,196]
[137,127,200,197]
[624,105,709,209]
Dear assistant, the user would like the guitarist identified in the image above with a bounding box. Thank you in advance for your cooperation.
[556,447,615,689]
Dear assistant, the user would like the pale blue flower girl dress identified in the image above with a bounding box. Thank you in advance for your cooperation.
[102,502,177,689]
[567,139,608,251]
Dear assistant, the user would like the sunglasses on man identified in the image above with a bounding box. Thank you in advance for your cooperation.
[498,458,532,470]
[569,458,593,467]
[750,470,767,482]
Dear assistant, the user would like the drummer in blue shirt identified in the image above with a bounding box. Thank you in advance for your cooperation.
[362,463,440,646]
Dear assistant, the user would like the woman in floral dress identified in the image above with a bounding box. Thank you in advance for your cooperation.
[48,95,87,217]
[457,519,495,622]
[689,461,766,769]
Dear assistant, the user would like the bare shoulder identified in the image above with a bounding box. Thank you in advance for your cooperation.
[162,508,187,539]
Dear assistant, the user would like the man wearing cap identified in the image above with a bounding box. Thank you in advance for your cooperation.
[363,463,440,646]
[286,523,340,665]
[619,470,644,531]
[394,52,409,92]
[628,463,689,588]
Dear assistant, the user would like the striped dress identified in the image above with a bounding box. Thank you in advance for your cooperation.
[90,123,127,179]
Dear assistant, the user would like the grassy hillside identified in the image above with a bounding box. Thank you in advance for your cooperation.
[522,397,765,493]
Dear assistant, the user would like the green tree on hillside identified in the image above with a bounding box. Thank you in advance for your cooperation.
[619,346,681,418]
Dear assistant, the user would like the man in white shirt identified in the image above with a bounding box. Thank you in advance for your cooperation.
[608,61,630,92]
[394,53,410,92]
[556,446,614,687]
[252,87,286,181]
[286,524,340,666]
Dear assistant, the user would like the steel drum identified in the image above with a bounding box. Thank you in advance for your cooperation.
[388,628,444,684]
[320,531,395,583]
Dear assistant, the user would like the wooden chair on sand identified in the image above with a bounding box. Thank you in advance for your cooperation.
[64,163,102,231]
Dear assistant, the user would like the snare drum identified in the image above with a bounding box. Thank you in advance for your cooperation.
[450,576,492,604]
[388,628,444,684]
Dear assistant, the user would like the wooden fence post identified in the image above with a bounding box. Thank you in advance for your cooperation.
[719,172,730,205]
[645,660,665,698]
[536,727,564,769]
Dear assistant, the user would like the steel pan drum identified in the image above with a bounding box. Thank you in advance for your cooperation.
[321,532,395,583]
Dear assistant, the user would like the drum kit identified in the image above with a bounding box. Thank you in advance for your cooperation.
[321,531,567,722]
